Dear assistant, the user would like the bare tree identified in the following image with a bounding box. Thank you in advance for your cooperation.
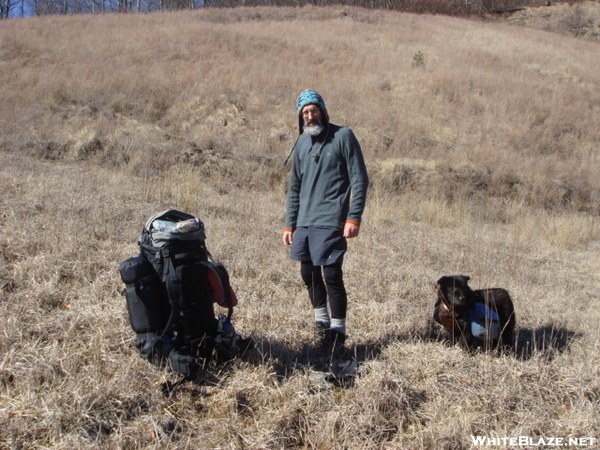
[0,0,17,18]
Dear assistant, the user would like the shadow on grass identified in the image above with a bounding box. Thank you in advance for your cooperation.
[513,324,582,360]
[179,321,582,392]
[419,318,581,361]
[165,335,388,392]
[245,320,584,383]
[251,336,392,383]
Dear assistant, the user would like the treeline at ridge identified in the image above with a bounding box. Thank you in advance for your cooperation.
[1,0,572,20]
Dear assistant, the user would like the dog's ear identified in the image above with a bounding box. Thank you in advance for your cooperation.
[437,275,470,286]
[436,276,448,286]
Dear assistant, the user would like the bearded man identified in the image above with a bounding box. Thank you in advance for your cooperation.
[282,90,369,351]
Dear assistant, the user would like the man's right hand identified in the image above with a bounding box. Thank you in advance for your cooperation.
[282,230,293,247]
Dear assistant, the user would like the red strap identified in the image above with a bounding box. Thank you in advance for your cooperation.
[207,269,238,307]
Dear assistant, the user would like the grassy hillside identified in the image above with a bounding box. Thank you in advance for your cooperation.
[1,5,599,449]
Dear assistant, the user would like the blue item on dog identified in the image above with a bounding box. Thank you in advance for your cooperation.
[467,303,500,340]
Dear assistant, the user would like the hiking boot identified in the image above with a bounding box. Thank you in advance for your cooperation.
[329,330,346,357]
[311,321,331,349]
[330,330,345,346]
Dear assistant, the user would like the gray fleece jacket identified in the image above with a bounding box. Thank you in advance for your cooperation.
[285,123,369,230]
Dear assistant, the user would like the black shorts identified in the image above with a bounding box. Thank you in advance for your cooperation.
[289,226,347,266]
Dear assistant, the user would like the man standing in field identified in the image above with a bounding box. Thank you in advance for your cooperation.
[283,89,369,352]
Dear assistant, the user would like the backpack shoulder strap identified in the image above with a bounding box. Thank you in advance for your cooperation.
[157,246,180,336]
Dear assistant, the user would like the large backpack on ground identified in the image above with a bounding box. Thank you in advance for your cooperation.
[119,210,245,378]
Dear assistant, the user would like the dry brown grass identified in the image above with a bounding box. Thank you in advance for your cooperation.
[504,1,600,39]
[1,5,599,450]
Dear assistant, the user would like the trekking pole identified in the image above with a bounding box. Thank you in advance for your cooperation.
[282,136,300,167]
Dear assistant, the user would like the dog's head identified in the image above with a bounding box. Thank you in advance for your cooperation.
[436,275,474,311]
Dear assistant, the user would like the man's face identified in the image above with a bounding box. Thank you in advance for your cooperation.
[302,104,323,136]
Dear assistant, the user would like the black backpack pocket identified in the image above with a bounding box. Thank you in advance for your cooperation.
[119,255,169,334]
[174,263,218,338]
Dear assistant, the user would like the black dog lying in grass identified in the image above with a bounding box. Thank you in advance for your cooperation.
[433,275,516,351]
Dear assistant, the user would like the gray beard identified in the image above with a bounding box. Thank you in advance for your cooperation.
[304,123,324,136]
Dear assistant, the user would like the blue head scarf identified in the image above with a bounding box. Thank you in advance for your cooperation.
[296,90,329,135]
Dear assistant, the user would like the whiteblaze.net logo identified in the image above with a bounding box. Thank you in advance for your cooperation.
[470,436,598,447]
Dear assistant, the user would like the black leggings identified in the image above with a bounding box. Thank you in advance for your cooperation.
[300,261,347,319]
